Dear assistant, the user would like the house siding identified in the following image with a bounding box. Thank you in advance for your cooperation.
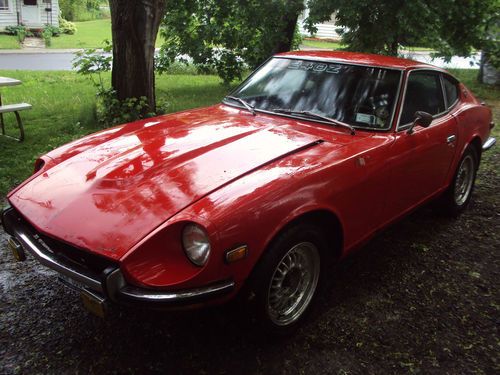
[0,0,59,30]
[39,1,59,27]
[298,10,340,40]
[0,0,18,30]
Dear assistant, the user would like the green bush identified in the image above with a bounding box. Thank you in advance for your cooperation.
[44,25,61,37]
[73,41,167,126]
[96,89,167,127]
[5,25,29,43]
[59,0,102,21]
[42,29,52,47]
[59,17,77,34]
[42,26,61,46]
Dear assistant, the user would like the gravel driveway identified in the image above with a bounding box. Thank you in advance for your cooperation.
[1,149,498,375]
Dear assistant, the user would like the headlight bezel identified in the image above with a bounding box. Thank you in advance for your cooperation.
[181,223,211,267]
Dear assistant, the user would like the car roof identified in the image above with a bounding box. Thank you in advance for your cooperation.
[276,50,445,71]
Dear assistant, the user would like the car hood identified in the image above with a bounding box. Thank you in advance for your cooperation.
[8,105,349,260]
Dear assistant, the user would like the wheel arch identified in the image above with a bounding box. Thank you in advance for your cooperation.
[240,208,344,304]
[469,136,483,166]
[264,209,344,263]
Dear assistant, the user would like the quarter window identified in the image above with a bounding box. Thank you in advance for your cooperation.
[400,71,445,126]
[443,75,459,108]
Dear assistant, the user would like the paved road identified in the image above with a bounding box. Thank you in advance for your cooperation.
[0,50,481,71]
[0,51,78,71]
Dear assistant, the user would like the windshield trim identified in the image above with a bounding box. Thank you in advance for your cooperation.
[224,57,404,132]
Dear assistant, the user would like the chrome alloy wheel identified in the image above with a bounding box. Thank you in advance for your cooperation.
[454,154,475,206]
[267,242,320,326]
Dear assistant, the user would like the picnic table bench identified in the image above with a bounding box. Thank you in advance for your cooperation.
[0,77,32,142]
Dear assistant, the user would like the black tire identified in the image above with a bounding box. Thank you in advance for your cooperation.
[246,223,328,336]
[440,146,479,216]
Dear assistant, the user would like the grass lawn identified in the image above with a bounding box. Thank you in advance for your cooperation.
[301,39,343,50]
[50,19,164,49]
[0,69,497,200]
[0,71,230,197]
[0,33,20,49]
[50,19,112,49]
[400,46,435,52]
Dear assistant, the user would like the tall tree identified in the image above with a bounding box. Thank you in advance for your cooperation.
[478,17,499,85]
[306,0,425,55]
[158,0,304,84]
[109,0,167,111]
[306,0,499,65]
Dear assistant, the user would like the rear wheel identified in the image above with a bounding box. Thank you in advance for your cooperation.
[247,224,327,335]
[440,146,479,216]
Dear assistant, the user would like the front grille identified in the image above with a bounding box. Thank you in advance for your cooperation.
[6,207,117,275]
[38,234,116,274]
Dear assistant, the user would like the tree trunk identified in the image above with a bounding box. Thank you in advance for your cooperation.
[109,0,167,111]
[272,13,300,54]
[479,51,500,85]
[387,39,399,56]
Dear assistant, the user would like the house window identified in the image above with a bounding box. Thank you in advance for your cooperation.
[24,0,38,5]
[0,0,10,11]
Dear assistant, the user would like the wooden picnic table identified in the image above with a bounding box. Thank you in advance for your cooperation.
[0,77,32,142]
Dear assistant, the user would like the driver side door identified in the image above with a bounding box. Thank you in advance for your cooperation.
[384,70,458,220]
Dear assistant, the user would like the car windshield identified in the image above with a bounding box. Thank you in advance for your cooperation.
[227,57,402,130]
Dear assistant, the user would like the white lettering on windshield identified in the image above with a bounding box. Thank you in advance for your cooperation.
[288,60,342,74]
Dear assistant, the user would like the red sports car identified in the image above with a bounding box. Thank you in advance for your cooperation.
[2,51,495,334]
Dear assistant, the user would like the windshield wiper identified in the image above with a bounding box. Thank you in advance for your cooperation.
[273,109,356,135]
[225,96,256,116]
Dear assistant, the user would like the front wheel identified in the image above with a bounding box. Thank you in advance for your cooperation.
[440,146,479,216]
[247,224,326,336]
[267,241,320,327]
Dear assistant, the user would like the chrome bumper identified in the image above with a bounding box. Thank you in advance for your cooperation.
[483,137,496,151]
[1,206,234,307]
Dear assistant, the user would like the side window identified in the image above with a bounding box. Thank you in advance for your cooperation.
[443,75,459,108]
[399,71,445,126]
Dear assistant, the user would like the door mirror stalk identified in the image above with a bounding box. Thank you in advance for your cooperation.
[407,111,433,134]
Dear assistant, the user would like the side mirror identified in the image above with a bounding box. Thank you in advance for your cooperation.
[407,111,433,134]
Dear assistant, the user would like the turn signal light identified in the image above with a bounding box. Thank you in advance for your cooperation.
[225,245,248,263]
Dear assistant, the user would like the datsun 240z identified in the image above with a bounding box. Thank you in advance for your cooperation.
[2,51,496,334]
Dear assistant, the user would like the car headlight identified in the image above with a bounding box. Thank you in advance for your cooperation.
[182,223,211,266]
[33,158,45,174]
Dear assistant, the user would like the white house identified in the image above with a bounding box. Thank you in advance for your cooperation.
[298,8,339,39]
[0,0,59,30]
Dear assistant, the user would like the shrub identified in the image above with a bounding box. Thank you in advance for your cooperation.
[5,25,28,42]
[42,28,53,47]
[59,17,77,35]
[73,40,167,126]
[59,0,102,21]
[44,25,61,37]
[17,29,27,43]
[96,89,167,127]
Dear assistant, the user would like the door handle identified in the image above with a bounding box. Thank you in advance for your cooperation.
[446,135,457,143]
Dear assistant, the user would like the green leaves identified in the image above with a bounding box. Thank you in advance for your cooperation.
[73,41,167,127]
[72,40,112,82]
[306,0,498,61]
[157,0,305,84]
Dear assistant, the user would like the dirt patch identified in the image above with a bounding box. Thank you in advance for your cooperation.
[1,150,498,374]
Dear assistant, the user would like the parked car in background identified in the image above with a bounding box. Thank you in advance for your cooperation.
[2,51,495,334]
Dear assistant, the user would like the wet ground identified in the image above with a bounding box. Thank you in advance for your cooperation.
[1,142,498,374]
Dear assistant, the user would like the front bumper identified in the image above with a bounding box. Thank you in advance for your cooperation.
[1,206,234,309]
[482,137,496,151]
